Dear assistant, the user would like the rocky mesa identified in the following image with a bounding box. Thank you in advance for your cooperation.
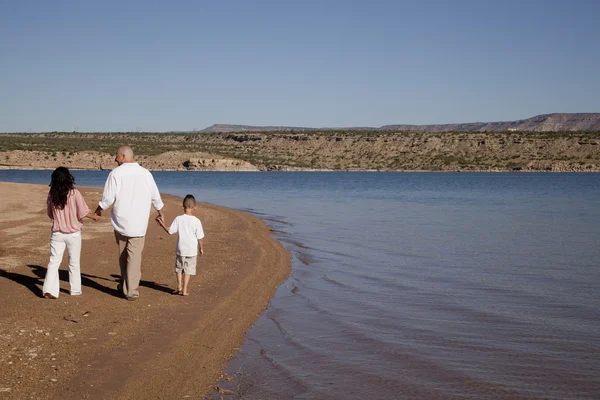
[201,113,600,133]
[1,113,599,172]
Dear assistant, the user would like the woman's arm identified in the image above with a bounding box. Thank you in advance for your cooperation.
[46,194,54,220]
[85,211,101,222]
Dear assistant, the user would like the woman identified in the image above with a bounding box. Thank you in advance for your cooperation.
[43,167,99,299]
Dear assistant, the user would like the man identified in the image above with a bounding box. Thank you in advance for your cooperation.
[95,145,164,301]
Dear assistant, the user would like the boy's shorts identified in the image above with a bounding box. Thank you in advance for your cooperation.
[175,255,197,275]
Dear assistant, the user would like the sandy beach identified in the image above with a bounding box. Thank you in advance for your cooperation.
[0,181,291,399]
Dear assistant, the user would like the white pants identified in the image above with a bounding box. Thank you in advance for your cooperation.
[42,231,82,297]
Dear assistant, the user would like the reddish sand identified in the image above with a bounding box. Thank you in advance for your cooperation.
[0,182,290,399]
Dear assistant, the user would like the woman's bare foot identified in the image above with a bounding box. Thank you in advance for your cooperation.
[182,291,189,296]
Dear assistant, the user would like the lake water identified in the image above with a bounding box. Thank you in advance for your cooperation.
[1,170,599,400]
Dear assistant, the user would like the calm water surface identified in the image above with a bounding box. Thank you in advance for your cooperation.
[1,171,599,400]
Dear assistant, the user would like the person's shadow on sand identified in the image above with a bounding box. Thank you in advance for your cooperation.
[0,266,50,298]
[71,272,173,295]
[107,273,173,294]
[0,265,172,298]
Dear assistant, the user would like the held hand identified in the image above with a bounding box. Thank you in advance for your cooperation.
[94,206,102,217]
[92,214,101,222]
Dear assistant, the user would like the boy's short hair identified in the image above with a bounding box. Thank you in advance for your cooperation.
[183,194,196,209]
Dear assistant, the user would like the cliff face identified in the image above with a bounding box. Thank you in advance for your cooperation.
[1,130,599,172]
[193,131,600,171]
[200,113,600,133]
[0,150,258,171]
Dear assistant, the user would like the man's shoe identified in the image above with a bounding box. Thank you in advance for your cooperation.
[43,293,57,299]
[126,296,138,301]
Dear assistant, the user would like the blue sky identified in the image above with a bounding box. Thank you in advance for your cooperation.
[1,0,599,132]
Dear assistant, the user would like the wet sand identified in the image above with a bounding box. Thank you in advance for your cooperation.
[0,182,291,399]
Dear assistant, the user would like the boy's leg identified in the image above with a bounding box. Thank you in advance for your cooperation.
[43,232,66,298]
[176,272,183,292]
[182,256,196,296]
[174,256,184,293]
[65,231,82,295]
[182,273,191,296]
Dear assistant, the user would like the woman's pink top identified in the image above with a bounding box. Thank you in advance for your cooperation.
[47,189,91,233]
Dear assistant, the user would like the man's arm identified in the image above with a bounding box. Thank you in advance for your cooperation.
[156,207,165,224]
[147,173,164,223]
[96,173,117,215]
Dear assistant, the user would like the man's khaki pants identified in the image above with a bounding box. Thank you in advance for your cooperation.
[114,231,145,298]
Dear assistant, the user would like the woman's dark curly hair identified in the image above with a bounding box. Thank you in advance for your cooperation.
[49,167,75,210]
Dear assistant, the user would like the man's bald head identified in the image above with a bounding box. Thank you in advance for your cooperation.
[115,145,134,165]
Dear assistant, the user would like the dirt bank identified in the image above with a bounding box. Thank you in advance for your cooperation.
[0,182,290,399]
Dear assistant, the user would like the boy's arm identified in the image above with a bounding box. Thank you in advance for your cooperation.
[156,218,174,234]
[195,219,205,255]
[159,221,170,234]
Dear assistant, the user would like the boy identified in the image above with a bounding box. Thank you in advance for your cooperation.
[157,194,205,296]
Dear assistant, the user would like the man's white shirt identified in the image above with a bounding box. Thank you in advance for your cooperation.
[168,214,205,256]
[98,162,164,237]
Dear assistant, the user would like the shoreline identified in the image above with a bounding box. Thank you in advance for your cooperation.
[0,182,291,399]
[1,165,600,173]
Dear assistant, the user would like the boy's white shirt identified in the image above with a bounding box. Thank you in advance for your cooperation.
[168,214,205,256]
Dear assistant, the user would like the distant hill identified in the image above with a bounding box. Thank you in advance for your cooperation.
[201,113,600,133]
[380,113,600,132]
[200,124,314,133]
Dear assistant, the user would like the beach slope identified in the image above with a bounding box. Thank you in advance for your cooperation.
[0,182,291,399]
